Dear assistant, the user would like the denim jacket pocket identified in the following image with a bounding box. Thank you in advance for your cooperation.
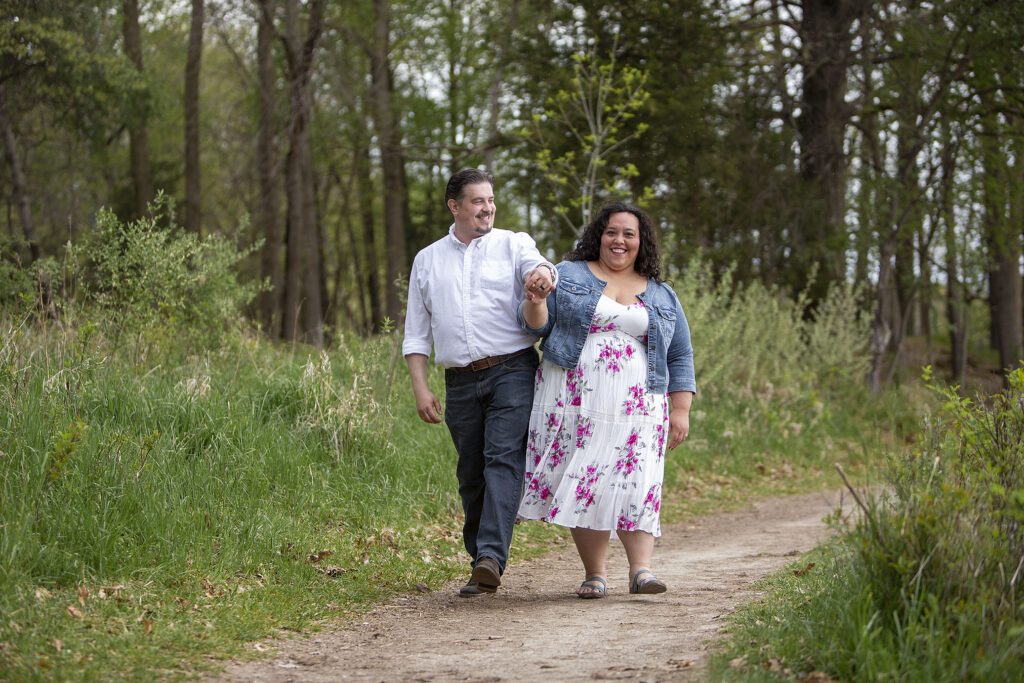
[652,304,677,340]
[555,280,589,320]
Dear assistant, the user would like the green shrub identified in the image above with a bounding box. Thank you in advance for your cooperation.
[712,368,1024,681]
[70,194,266,360]
[676,258,870,397]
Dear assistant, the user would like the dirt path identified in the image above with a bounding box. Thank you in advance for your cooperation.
[212,490,845,682]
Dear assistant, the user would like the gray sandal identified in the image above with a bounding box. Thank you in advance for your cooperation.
[629,569,667,594]
[577,576,607,599]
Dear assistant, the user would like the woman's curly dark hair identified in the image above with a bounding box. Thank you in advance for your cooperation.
[565,202,663,282]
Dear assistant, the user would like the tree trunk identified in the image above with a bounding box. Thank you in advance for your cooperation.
[122,0,153,218]
[184,0,203,233]
[482,0,519,172]
[982,114,1024,380]
[794,0,868,304]
[368,0,408,324]
[272,0,325,345]
[354,134,383,333]
[942,134,968,386]
[0,85,40,262]
[256,0,283,336]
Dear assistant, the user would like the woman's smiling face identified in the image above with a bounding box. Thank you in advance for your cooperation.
[599,212,641,273]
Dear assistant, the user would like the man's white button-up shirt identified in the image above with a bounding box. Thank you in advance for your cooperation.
[403,226,554,369]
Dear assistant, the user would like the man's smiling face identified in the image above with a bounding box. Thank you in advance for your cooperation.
[450,182,495,240]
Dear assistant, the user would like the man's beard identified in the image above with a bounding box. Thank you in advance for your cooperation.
[474,213,492,234]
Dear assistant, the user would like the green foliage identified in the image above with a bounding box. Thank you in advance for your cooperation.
[677,258,871,396]
[522,40,652,245]
[0,237,63,315]
[712,368,1024,680]
[0,3,145,139]
[69,194,266,360]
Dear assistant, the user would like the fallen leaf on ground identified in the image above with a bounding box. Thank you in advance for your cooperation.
[793,562,816,577]
[66,605,83,619]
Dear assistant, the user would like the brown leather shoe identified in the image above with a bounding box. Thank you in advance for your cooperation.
[470,557,501,591]
[458,580,491,597]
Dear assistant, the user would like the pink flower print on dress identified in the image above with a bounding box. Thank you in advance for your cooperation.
[623,384,651,416]
[654,423,666,458]
[575,418,593,449]
[574,465,600,508]
[527,429,541,466]
[565,366,587,406]
[643,484,662,516]
[589,311,618,334]
[597,343,624,374]
[547,506,559,521]
[617,515,637,531]
[546,411,560,431]
[615,430,642,475]
[535,366,543,388]
[548,437,567,470]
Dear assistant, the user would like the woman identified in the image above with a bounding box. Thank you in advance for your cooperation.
[518,202,696,598]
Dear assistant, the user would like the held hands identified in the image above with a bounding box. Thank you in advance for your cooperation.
[525,266,555,303]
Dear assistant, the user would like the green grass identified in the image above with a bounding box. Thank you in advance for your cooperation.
[0,325,913,681]
[708,369,1024,681]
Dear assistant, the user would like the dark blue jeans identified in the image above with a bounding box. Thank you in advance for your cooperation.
[444,348,538,573]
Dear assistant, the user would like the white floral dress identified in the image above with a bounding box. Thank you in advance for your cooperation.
[518,295,669,536]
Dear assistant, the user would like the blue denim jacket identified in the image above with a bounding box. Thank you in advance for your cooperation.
[517,260,696,395]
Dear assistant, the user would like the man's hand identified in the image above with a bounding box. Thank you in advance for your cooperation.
[525,266,555,303]
[414,388,443,424]
[406,353,443,424]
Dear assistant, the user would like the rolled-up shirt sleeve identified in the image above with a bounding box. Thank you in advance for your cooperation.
[402,255,433,358]
[512,232,557,286]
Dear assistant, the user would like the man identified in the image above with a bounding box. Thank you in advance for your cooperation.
[403,168,556,597]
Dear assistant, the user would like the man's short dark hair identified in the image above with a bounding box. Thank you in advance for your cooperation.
[445,168,495,208]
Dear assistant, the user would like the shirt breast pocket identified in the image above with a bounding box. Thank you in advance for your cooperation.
[480,260,514,290]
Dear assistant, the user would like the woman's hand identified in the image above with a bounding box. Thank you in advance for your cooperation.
[525,266,555,302]
[668,408,689,450]
[667,390,693,450]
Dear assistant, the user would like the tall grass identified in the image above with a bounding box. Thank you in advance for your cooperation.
[711,368,1024,681]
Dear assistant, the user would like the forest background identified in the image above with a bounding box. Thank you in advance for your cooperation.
[2,0,1024,680]
[2,0,1022,384]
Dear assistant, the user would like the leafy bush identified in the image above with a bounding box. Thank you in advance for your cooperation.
[712,368,1024,680]
[70,194,265,360]
[676,258,870,397]
[861,367,1024,644]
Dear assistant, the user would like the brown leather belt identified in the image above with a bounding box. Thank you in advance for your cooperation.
[445,347,531,374]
